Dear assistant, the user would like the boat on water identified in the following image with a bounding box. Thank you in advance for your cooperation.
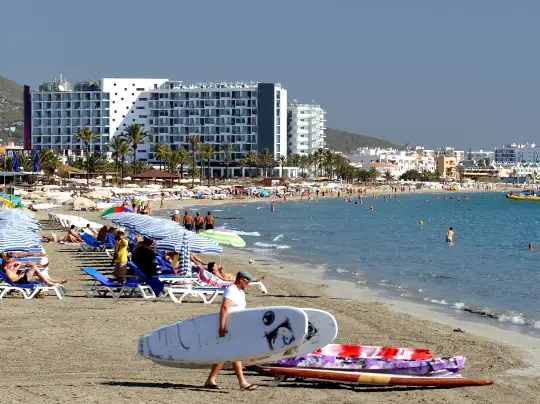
[506,191,540,201]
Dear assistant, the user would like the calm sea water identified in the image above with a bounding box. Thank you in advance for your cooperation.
[163,193,540,333]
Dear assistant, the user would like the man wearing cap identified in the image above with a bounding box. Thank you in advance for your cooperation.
[204,271,259,391]
[171,210,181,223]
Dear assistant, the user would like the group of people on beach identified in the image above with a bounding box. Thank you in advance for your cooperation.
[171,210,215,234]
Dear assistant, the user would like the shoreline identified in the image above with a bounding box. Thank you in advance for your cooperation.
[2,209,533,402]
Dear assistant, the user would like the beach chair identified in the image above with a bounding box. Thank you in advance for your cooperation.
[0,269,66,299]
[80,267,142,298]
[78,233,107,252]
[127,261,223,304]
[196,267,268,294]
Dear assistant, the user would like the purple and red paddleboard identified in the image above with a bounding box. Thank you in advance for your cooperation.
[272,354,465,376]
[311,344,433,360]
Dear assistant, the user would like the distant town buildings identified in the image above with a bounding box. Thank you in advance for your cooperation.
[287,102,326,155]
[493,143,540,164]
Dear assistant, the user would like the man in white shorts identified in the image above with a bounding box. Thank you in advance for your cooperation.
[204,270,259,391]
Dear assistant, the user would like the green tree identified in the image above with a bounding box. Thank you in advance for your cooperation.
[382,170,394,183]
[123,124,147,169]
[279,155,286,177]
[166,147,190,178]
[245,151,258,177]
[187,135,199,188]
[75,127,99,187]
[154,142,171,171]
[258,148,275,177]
[108,135,130,183]
[38,150,61,178]
[220,142,235,179]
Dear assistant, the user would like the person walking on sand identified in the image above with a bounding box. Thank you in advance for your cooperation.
[204,271,259,391]
[446,227,454,244]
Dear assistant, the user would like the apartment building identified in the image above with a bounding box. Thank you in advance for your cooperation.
[287,102,326,155]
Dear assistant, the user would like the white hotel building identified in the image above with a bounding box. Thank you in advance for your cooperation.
[347,148,436,177]
[30,75,288,169]
[287,102,326,155]
[494,143,540,164]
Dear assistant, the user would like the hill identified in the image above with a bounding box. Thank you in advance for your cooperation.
[0,74,24,142]
[325,128,402,152]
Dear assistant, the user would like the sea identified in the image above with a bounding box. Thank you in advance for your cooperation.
[161,192,540,335]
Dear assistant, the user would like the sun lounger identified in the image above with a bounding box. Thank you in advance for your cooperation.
[127,261,224,304]
[80,267,143,298]
[78,233,107,252]
[0,269,66,299]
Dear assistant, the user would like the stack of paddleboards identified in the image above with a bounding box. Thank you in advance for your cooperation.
[137,307,338,368]
[256,343,494,387]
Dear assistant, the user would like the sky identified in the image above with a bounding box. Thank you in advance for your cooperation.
[1,0,539,149]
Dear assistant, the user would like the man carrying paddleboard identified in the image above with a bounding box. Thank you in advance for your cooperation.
[204,271,259,391]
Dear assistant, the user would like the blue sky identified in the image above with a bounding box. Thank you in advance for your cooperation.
[1,0,539,149]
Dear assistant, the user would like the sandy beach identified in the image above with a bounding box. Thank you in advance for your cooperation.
[1,206,539,404]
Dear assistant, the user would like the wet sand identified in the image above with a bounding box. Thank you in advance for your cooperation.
[0,209,538,403]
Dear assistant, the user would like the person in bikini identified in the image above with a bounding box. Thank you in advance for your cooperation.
[205,211,215,230]
[1,253,67,286]
[194,212,204,234]
[183,211,194,231]
[207,262,264,282]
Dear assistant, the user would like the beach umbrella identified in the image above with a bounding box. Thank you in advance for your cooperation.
[0,233,41,252]
[179,232,192,277]
[101,206,133,217]
[200,229,246,247]
[62,197,97,209]
[154,233,222,254]
[0,230,42,242]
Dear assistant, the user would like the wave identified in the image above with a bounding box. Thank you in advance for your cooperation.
[231,230,261,237]
[253,242,290,249]
[273,234,284,242]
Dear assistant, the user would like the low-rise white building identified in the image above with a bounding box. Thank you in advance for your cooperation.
[347,150,436,177]
[287,102,326,155]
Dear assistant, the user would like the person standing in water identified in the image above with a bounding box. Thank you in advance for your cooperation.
[204,271,258,391]
[171,210,181,223]
[446,227,454,243]
[194,212,204,233]
[205,211,215,230]
[183,211,194,231]
[271,200,275,212]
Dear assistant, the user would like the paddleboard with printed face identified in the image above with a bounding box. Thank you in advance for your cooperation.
[244,308,338,365]
[138,306,309,366]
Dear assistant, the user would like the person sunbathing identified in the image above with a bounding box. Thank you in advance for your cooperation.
[96,226,108,242]
[61,225,84,243]
[1,253,67,286]
[207,262,264,282]
[190,252,207,266]
[85,224,97,236]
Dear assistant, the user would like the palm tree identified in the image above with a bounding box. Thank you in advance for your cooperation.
[123,124,147,170]
[204,144,215,186]
[299,154,310,176]
[456,165,465,183]
[221,142,235,179]
[86,153,105,176]
[197,144,208,185]
[154,143,171,170]
[382,170,394,183]
[259,148,274,177]
[176,147,190,178]
[108,136,130,183]
[279,155,286,177]
[38,150,61,178]
[187,135,199,188]
[245,151,258,177]
[75,126,99,187]
[239,158,246,178]
[116,140,131,187]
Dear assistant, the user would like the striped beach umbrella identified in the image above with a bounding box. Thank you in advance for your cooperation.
[101,205,133,217]
[200,229,246,247]
[179,232,192,277]
[154,233,222,254]
[0,230,42,241]
[0,233,41,252]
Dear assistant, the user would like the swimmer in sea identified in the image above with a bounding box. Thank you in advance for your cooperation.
[446,227,454,243]
[529,243,534,251]
[369,204,374,211]
[271,200,275,212]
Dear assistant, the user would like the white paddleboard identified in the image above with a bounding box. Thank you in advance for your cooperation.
[245,308,338,365]
[138,306,309,367]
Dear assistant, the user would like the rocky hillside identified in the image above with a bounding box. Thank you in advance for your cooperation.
[0,74,24,142]
[325,128,402,152]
